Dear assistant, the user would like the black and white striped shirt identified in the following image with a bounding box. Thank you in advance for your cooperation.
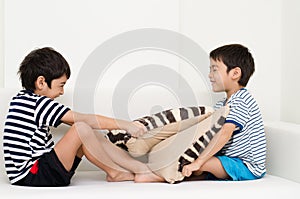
[214,88,266,177]
[3,90,70,184]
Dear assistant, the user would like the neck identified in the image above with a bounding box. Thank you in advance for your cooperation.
[226,86,244,100]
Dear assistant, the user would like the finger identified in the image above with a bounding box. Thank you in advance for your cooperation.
[134,121,147,132]
[185,171,191,177]
[182,168,191,177]
[135,130,143,138]
[142,125,147,133]
[182,168,187,176]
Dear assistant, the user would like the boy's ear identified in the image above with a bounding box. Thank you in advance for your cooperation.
[35,76,47,90]
[231,67,242,80]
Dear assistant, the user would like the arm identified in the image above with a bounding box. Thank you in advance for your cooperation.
[61,110,147,137]
[182,122,235,177]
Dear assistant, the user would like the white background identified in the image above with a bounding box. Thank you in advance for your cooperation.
[0,0,299,124]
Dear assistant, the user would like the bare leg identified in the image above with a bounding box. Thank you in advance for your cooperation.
[196,157,229,179]
[92,132,164,182]
[56,122,164,182]
[84,147,135,182]
[55,122,134,181]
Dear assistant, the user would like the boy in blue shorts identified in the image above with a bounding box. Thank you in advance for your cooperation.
[182,44,266,181]
[3,47,163,186]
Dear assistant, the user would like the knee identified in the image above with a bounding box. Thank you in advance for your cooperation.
[72,122,92,137]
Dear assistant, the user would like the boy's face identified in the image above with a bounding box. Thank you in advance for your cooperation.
[208,58,230,92]
[35,74,67,99]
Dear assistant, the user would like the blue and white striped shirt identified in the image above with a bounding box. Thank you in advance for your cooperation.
[214,88,266,177]
[3,90,70,184]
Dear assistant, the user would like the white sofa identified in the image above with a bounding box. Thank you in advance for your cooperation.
[1,88,300,199]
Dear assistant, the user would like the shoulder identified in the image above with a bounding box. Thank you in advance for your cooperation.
[35,95,66,108]
[9,90,42,109]
[33,94,69,117]
[228,88,257,108]
[225,88,262,128]
[34,96,70,127]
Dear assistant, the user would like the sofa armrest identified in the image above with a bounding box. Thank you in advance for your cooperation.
[265,121,300,183]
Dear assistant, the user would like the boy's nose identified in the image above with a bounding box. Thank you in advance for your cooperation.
[208,72,212,79]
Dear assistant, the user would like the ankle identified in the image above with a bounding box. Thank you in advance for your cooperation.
[107,170,134,182]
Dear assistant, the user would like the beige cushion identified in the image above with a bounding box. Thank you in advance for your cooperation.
[147,106,230,183]
[127,111,213,157]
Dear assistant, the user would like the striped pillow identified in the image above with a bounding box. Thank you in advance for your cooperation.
[106,106,214,156]
[147,106,230,183]
[105,105,229,183]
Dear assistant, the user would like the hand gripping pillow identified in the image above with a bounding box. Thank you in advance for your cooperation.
[147,105,230,183]
[106,106,214,157]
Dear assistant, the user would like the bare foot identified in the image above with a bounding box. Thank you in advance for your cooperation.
[134,171,165,183]
[106,171,135,182]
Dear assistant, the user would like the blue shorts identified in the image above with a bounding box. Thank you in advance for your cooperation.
[207,156,264,181]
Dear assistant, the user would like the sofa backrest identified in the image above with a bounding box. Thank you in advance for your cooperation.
[265,121,300,183]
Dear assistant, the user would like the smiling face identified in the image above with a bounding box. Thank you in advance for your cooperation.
[208,58,243,98]
[34,74,68,99]
[208,58,229,92]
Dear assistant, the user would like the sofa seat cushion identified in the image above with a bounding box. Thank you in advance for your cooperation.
[0,171,299,199]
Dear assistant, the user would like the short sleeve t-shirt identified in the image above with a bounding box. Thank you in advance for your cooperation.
[3,90,70,183]
[214,88,266,177]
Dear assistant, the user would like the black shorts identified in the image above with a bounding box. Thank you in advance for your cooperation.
[14,149,81,187]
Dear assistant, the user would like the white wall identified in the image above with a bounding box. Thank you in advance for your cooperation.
[179,0,282,122]
[0,0,3,88]
[281,0,300,124]
[1,0,299,123]
[4,0,180,89]
[4,0,182,119]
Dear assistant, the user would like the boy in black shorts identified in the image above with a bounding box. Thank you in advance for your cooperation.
[3,47,163,186]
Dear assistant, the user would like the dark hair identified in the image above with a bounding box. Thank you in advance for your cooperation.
[18,47,71,91]
[209,44,255,86]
